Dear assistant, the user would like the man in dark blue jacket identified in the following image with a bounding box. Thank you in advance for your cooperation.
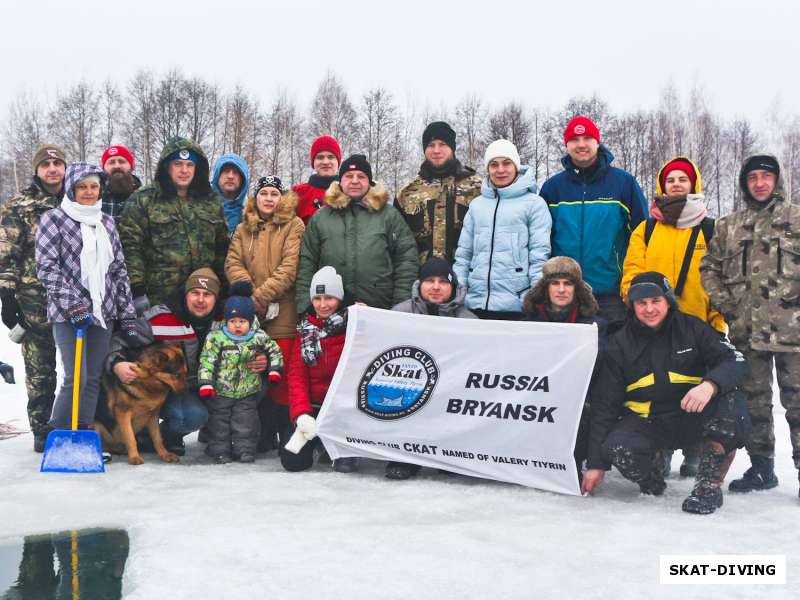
[540,116,648,331]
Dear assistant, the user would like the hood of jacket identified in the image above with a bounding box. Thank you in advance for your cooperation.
[418,158,477,182]
[154,137,213,198]
[242,190,300,232]
[481,164,539,200]
[738,153,786,209]
[656,156,703,195]
[324,180,390,211]
[560,144,614,181]
[211,153,250,208]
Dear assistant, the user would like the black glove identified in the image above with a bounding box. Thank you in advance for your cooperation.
[1,294,24,330]
[0,362,15,384]
[68,309,93,333]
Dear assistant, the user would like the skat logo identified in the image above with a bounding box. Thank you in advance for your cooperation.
[574,124,586,135]
[198,278,208,288]
[109,147,118,155]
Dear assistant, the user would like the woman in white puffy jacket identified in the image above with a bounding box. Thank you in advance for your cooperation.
[453,139,552,320]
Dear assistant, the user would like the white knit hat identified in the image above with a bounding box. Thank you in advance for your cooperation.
[310,266,344,301]
[484,139,521,171]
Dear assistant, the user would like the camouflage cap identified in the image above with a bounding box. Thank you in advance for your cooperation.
[32,144,66,171]
[184,268,221,297]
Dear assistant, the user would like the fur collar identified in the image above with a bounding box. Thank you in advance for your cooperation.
[243,191,299,232]
[324,181,389,212]
[523,278,599,318]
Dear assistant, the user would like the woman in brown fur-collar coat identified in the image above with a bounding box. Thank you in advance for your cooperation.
[225,176,305,449]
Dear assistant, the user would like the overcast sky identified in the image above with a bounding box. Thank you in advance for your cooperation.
[2,0,798,127]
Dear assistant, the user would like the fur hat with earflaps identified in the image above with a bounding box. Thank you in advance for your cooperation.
[523,256,599,317]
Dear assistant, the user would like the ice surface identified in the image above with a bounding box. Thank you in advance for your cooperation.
[1,334,798,599]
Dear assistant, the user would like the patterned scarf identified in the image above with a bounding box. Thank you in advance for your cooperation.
[298,310,347,366]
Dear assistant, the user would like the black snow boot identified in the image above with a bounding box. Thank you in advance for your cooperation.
[162,430,186,457]
[728,455,778,493]
[609,445,666,495]
[385,462,421,480]
[683,442,733,514]
[333,457,359,473]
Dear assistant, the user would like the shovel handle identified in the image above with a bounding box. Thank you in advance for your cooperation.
[71,329,84,431]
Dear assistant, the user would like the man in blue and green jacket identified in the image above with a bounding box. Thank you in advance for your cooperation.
[540,116,648,331]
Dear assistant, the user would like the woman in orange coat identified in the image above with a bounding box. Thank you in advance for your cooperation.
[225,176,305,451]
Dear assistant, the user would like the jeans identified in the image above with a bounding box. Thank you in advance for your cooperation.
[160,390,209,436]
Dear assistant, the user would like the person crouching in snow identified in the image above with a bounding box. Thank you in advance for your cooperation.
[281,266,352,473]
[582,272,750,514]
[384,257,476,480]
[36,162,136,432]
[198,281,283,463]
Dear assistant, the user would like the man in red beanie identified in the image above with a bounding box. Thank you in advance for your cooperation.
[101,144,141,224]
[541,115,648,332]
[292,135,342,224]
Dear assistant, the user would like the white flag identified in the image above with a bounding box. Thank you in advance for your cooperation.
[316,305,598,495]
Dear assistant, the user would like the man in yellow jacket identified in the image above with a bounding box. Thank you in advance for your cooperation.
[621,157,726,477]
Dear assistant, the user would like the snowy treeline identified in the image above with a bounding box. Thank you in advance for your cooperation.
[2,69,799,216]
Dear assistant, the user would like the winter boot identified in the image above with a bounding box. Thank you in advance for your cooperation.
[660,449,674,478]
[679,451,701,478]
[237,452,255,463]
[728,455,778,493]
[609,445,666,495]
[682,441,733,514]
[333,457,359,473]
[33,432,48,453]
[385,462,421,480]
[162,429,186,457]
[135,430,156,453]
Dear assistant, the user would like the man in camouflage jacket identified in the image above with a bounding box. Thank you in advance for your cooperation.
[0,144,66,450]
[701,154,800,496]
[396,121,482,265]
[118,137,229,310]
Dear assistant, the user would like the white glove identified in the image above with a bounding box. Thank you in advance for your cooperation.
[284,428,308,454]
[264,302,280,321]
[295,414,317,440]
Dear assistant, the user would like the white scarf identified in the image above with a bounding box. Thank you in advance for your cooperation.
[60,197,114,329]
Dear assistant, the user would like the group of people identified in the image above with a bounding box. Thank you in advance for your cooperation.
[0,112,797,515]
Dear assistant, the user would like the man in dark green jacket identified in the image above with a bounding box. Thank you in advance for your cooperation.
[118,137,229,310]
[296,154,418,314]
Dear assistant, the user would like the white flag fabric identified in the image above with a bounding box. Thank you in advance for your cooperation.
[316,305,598,495]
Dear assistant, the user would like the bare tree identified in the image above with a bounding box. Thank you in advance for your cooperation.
[151,69,187,148]
[308,71,358,154]
[99,78,123,149]
[360,88,398,183]
[486,102,532,164]
[2,92,47,194]
[49,80,100,161]
[728,119,758,211]
[125,70,157,181]
[454,94,486,171]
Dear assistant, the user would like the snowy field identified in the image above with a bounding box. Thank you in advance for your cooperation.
[0,336,798,599]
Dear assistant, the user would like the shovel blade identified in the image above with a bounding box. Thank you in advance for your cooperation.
[40,430,105,473]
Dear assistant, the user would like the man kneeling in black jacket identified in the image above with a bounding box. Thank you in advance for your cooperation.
[581,272,751,514]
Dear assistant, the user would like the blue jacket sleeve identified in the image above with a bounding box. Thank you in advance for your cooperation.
[626,173,649,231]
[526,197,552,287]
[453,208,475,284]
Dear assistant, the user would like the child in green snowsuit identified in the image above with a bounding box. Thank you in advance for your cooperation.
[198,282,283,463]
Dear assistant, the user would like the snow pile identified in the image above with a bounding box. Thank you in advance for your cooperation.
[39,432,104,473]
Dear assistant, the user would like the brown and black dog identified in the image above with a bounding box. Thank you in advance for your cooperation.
[95,343,188,465]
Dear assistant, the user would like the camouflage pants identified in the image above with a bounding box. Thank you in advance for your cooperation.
[19,323,57,436]
[740,347,800,468]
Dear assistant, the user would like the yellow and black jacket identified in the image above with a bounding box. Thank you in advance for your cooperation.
[586,310,748,469]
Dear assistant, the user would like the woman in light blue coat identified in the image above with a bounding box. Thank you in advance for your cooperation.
[453,139,551,320]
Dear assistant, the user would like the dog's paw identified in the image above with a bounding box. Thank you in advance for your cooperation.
[160,452,180,463]
[128,455,145,465]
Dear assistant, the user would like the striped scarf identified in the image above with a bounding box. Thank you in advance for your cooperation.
[298,311,347,366]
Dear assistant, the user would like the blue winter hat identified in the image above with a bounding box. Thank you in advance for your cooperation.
[224,281,255,324]
[168,148,199,164]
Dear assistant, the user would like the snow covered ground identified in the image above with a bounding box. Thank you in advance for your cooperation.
[1,337,798,599]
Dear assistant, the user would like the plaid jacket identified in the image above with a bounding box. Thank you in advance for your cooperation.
[35,207,136,324]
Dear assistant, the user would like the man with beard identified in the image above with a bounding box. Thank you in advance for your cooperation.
[211,152,250,235]
[396,121,482,264]
[0,144,66,451]
[101,145,141,223]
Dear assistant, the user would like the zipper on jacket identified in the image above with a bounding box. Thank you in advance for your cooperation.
[742,240,749,276]
[778,241,783,275]
[580,185,585,268]
[485,189,501,311]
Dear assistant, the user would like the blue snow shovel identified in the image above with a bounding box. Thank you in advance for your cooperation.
[41,327,105,473]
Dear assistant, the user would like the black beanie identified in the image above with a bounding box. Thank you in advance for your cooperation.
[419,257,457,286]
[422,121,456,153]
[627,271,678,309]
[739,155,780,193]
[338,154,373,185]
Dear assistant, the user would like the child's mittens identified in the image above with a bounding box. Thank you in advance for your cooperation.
[295,413,317,440]
[199,385,216,398]
[268,370,281,385]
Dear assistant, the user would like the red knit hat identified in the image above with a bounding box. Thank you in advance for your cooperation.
[563,116,600,145]
[310,135,342,167]
[660,159,697,193]
[102,145,135,170]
